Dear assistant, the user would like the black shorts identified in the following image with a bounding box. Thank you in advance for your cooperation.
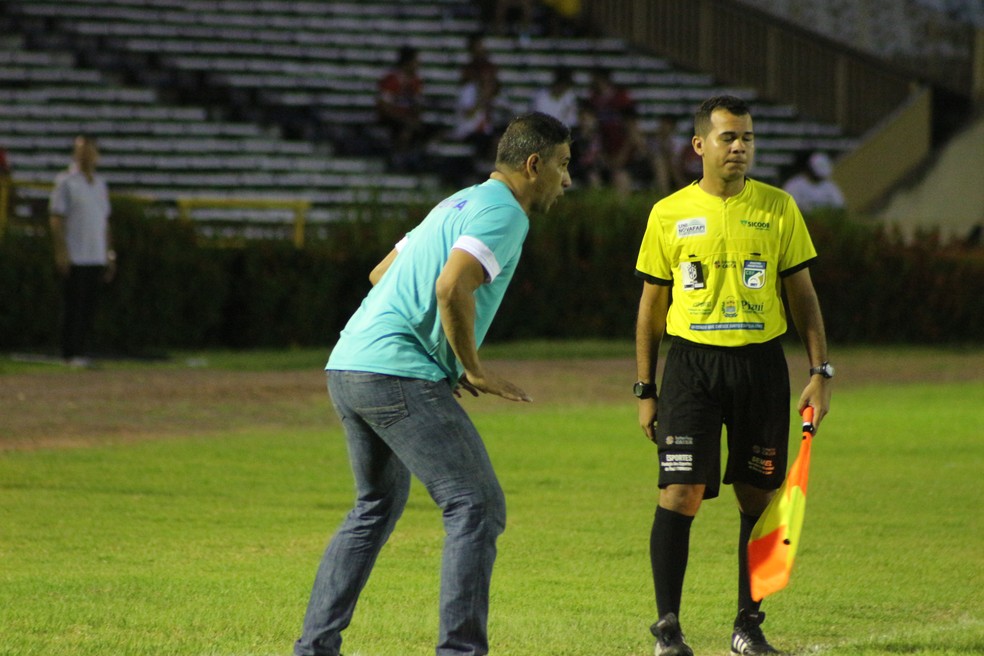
[654,337,791,499]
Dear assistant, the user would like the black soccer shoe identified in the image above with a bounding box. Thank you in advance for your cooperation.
[650,612,694,656]
[731,610,782,655]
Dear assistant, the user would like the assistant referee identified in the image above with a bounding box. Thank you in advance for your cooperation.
[634,95,832,656]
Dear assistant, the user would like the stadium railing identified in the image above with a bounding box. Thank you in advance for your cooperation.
[175,197,311,249]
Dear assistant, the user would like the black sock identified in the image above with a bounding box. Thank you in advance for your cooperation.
[737,510,762,623]
[650,505,694,619]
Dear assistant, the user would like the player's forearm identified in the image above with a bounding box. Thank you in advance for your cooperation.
[799,316,828,369]
[49,214,64,240]
[49,215,68,261]
[437,282,482,375]
[636,322,661,382]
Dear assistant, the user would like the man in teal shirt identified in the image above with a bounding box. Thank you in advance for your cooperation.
[296,113,572,656]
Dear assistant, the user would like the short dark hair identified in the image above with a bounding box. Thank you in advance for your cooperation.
[495,112,571,170]
[694,95,751,136]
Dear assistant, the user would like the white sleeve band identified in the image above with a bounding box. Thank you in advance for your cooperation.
[453,235,501,282]
[395,235,409,252]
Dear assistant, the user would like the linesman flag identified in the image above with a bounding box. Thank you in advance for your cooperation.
[748,405,816,602]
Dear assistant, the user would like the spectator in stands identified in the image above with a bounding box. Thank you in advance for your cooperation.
[49,135,115,367]
[571,100,653,197]
[586,67,636,179]
[452,66,514,183]
[650,115,690,197]
[377,46,429,172]
[529,66,579,130]
[570,102,605,188]
[460,33,500,89]
[783,151,846,212]
[609,106,655,197]
[488,0,536,39]
[674,133,705,188]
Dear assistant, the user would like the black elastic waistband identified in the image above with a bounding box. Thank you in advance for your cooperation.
[670,335,783,354]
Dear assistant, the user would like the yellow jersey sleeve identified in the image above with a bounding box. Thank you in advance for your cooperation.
[777,191,817,275]
[635,201,674,284]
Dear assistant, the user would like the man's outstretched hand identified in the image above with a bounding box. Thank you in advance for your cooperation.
[457,370,532,403]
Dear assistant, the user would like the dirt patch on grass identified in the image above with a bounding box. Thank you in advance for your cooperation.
[0,368,333,451]
[2,347,981,451]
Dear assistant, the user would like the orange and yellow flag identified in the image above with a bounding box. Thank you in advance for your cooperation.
[748,406,815,602]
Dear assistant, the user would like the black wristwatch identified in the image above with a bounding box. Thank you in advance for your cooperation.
[633,381,658,399]
[809,362,835,379]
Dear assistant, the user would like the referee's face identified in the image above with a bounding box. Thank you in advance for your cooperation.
[694,109,755,184]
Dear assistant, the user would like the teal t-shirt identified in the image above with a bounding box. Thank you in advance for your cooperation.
[327,179,529,382]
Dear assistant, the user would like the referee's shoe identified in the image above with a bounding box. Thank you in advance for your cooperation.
[731,610,782,655]
[651,613,693,656]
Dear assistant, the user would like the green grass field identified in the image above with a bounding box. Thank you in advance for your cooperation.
[1,346,982,655]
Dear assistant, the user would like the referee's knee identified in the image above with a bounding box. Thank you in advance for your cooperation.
[658,484,704,516]
[733,482,773,516]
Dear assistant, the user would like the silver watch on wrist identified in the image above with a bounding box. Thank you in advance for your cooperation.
[809,361,835,379]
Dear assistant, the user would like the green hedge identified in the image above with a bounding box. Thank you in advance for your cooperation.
[1,193,981,354]
[806,211,984,343]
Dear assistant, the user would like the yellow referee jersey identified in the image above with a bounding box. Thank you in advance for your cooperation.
[635,179,817,347]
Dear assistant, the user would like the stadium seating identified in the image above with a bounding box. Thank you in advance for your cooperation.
[740,0,979,65]
[1,0,860,230]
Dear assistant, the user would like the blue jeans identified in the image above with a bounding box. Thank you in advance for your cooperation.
[295,371,506,656]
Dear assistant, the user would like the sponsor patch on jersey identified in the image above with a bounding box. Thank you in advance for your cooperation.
[690,322,765,331]
[680,261,705,290]
[743,260,767,289]
[687,300,714,316]
[748,455,775,476]
[662,453,693,473]
[722,296,738,318]
[676,217,707,238]
[740,218,771,230]
[437,198,468,210]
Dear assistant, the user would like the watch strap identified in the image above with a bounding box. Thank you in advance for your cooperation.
[633,381,657,399]
[810,361,833,378]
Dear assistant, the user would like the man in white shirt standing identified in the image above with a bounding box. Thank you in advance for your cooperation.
[782,151,845,213]
[49,135,115,366]
[529,67,579,130]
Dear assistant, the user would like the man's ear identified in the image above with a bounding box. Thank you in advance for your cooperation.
[526,153,540,177]
[691,135,703,156]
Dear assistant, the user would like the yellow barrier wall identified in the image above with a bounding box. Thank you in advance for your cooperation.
[832,87,932,213]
